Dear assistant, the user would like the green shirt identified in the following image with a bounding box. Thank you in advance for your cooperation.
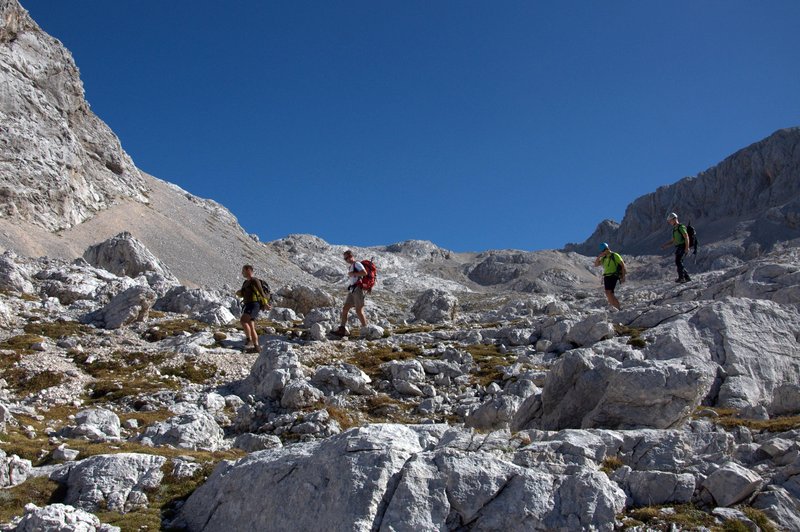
[672,224,688,245]
[602,252,624,276]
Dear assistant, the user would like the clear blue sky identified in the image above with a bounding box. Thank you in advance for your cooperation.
[22,1,800,252]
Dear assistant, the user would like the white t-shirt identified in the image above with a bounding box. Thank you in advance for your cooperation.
[347,261,365,287]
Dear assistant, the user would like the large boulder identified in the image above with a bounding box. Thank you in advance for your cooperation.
[702,461,763,507]
[0,449,31,488]
[180,424,625,531]
[85,285,156,329]
[154,286,236,325]
[83,232,177,282]
[514,350,712,431]
[14,503,120,532]
[138,410,224,451]
[275,285,335,315]
[0,252,33,293]
[410,288,458,324]
[61,408,121,442]
[239,341,305,400]
[52,453,166,513]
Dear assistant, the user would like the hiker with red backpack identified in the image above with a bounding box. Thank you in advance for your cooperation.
[332,250,376,337]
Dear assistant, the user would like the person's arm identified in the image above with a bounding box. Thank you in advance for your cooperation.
[681,227,690,253]
[593,255,603,267]
[349,263,366,278]
[661,238,674,249]
[619,261,627,282]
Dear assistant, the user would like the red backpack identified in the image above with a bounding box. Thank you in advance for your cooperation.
[357,260,377,293]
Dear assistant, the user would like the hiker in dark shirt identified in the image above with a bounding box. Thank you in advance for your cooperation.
[661,212,692,283]
[236,264,271,352]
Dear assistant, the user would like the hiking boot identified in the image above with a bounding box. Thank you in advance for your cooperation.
[243,341,255,350]
[331,326,348,337]
[683,276,692,282]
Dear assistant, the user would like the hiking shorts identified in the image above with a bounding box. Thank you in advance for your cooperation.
[603,275,619,292]
[345,286,365,310]
[242,302,261,320]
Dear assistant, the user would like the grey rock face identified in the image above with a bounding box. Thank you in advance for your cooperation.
[83,232,177,282]
[312,363,372,395]
[0,252,34,293]
[275,284,335,315]
[567,127,800,258]
[154,286,236,325]
[53,453,166,513]
[14,503,120,532]
[180,424,626,532]
[517,350,711,431]
[0,0,149,231]
[88,285,157,329]
[233,433,283,453]
[0,449,31,488]
[240,341,305,400]
[61,408,121,442]
[411,288,458,324]
[702,461,763,507]
[138,410,224,451]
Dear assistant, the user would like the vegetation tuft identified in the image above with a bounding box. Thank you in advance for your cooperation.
[0,334,44,354]
[347,345,423,380]
[696,407,800,433]
[465,344,508,386]
[23,320,93,339]
[143,319,208,342]
[162,358,217,383]
[613,324,649,349]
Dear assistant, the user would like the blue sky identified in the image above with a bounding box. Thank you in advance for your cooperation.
[22,1,800,252]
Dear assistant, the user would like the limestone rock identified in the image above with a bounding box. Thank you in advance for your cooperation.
[233,433,283,453]
[275,285,335,315]
[280,380,325,410]
[138,410,224,451]
[312,364,372,395]
[14,503,120,532]
[0,449,31,488]
[53,453,166,513]
[61,408,121,442]
[87,285,156,329]
[83,232,177,282]
[411,288,458,324]
[0,252,34,293]
[702,461,763,507]
[0,0,149,232]
[240,341,305,400]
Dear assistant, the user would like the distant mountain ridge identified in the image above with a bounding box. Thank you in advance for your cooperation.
[566,127,800,261]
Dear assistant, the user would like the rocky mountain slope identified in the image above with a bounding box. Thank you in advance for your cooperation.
[1,0,800,530]
[566,127,800,266]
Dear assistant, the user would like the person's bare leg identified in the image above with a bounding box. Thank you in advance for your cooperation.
[605,290,620,310]
[340,304,353,328]
[355,307,367,327]
[246,321,259,347]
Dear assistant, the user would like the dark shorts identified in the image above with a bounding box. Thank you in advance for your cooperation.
[603,275,619,292]
[242,302,261,320]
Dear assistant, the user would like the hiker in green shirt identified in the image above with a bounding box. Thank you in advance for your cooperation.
[660,212,691,283]
[594,243,626,310]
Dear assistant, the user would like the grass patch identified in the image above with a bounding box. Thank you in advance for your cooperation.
[325,405,360,430]
[600,456,624,474]
[162,358,217,383]
[465,344,507,387]
[3,368,65,395]
[614,324,649,349]
[347,345,422,380]
[71,350,169,379]
[363,394,416,424]
[0,334,44,354]
[700,407,800,433]
[0,477,65,523]
[623,504,716,530]
[143,319,208,342]
[742,507,776,532]
[23,320,93,339]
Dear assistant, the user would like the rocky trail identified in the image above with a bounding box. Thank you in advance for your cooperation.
[0,234,798,531]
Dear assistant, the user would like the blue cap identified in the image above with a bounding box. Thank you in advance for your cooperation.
[599,242,609,252]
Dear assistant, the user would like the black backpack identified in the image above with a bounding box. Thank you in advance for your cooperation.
[686,223,698,255]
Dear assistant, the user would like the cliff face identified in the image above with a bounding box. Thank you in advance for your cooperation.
[566,128,800,258]
[0,0,149,231]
